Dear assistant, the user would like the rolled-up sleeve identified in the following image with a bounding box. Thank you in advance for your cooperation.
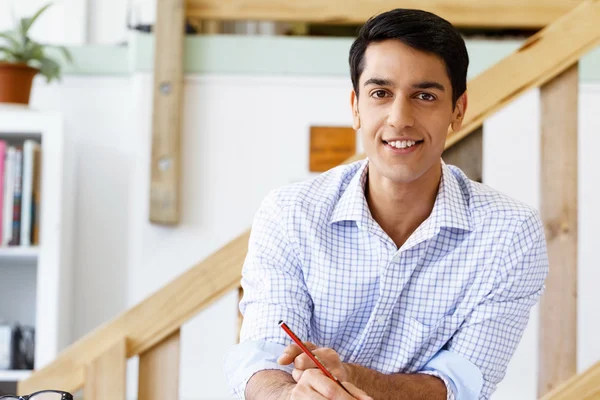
[419,349,484,400]
[223,340,294,398]
[223,192,313,398]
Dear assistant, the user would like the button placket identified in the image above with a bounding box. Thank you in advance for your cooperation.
[348,252,403,365]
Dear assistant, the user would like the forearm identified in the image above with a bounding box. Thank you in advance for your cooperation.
[346,363,446,400]
[245,369,295,400]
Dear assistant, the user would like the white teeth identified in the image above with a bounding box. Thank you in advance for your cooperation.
[388,140,417,149]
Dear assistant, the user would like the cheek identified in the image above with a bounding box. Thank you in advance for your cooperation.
[359,107,387,135]
[417,112,452,142]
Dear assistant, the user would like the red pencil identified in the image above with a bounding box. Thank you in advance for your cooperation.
[279,320,352,395]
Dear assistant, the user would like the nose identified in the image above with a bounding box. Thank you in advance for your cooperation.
[387,96,414,129]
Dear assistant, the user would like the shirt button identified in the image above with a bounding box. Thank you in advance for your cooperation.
[376,316,386,325]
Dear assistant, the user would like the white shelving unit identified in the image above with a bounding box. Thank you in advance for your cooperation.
[0,246,39,260]
[0,105,74,383]
[0,370,31,382]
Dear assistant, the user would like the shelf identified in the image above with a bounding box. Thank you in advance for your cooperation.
[0,247,39,262]
[0,369,32,381]
[0,108,73,371]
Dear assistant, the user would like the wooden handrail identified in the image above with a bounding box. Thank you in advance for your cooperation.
[18,231,249,394]
[186,0,583,29]
[19,0,600,396]
[540,361,600,400]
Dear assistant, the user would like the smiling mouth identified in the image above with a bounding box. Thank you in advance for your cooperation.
[382,139,424,149]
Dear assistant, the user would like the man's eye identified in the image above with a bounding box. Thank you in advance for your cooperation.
[416,93,436,101]
[371,90,388,98]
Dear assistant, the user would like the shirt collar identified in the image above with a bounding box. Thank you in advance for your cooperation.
[329,159,372,228]
[329,160,472,232]
[429,161,473,232]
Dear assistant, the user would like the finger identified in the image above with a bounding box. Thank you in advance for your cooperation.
[291,383,329,400]
[340,381,373,400]
[294,353,317,370]
[292,367,304,382]
[301,369,360,399]
[278,342,317,365]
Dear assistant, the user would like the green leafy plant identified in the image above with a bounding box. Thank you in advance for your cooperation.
[0,3,73,83]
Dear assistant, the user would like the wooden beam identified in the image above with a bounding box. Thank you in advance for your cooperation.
[186,0,582,28]
[442,127,482,182]
[538,64,578,397]
[18,230,249,394]
[83,339,127,400]
[446,0,600,149]
[138,330,181,400]
[540,361,600,400]
[201,20,224,33]
[150,0,185,224]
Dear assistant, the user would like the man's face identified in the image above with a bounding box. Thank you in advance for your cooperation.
[351,39,467,184]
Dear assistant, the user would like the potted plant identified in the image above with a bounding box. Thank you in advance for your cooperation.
[0,3,72,104]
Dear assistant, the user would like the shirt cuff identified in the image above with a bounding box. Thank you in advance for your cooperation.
[419,349,483,400]
[420,369,456,400]
[223,339,294,399]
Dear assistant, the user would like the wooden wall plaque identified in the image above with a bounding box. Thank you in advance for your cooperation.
[309,126,356,172]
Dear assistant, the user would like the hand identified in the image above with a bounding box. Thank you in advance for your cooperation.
[288,368,372,400]
[278,341,349,383]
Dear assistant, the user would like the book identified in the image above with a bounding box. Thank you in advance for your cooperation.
[21,140,39,247]
[9,148,23,246]
[0,141,5,245]
[2,146,15,247]
[31,145,41,245]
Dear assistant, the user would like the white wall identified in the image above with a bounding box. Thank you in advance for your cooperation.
[28,73,600,399]
[29,75,135,341]
[0,0,86,44]
[0,0,130,45]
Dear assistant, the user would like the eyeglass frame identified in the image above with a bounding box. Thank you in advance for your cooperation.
[0,390,73,400]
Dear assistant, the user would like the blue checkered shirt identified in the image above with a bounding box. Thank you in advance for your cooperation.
[223,159,548,399]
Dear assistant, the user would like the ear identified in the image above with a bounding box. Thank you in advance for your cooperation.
[350,90,361,130]
[451,92,468,132]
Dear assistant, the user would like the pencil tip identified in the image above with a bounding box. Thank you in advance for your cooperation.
[278,320,283,325]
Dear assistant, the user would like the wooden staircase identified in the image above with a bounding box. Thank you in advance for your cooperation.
[18,0,600,398]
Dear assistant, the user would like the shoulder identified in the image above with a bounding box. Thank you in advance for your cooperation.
[447,165,543,236]
[266,160,364,213]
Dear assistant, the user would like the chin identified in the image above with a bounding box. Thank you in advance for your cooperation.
[384,170,422,184]
[372,163,419,184]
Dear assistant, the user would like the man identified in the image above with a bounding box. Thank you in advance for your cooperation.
[224,8,548,400]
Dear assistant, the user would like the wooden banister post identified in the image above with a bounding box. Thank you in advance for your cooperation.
[442,126,483,182]
[84,338,127,400]
[150,0,185,224]
[538,63,578,396]
[138,330,181,400]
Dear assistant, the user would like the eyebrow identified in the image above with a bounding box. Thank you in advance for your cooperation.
[363,78,445,92]
[413,81,446,92]
[363,78,394,87]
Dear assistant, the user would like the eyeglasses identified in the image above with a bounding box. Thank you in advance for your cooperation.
[0,390,73,400]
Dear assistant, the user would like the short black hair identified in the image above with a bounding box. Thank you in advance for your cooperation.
[349,8,469,107]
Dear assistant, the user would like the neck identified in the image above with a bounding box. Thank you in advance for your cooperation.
[366,161,442,248]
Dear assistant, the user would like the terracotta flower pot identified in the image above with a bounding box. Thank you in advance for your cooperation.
[0,62,39,105]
